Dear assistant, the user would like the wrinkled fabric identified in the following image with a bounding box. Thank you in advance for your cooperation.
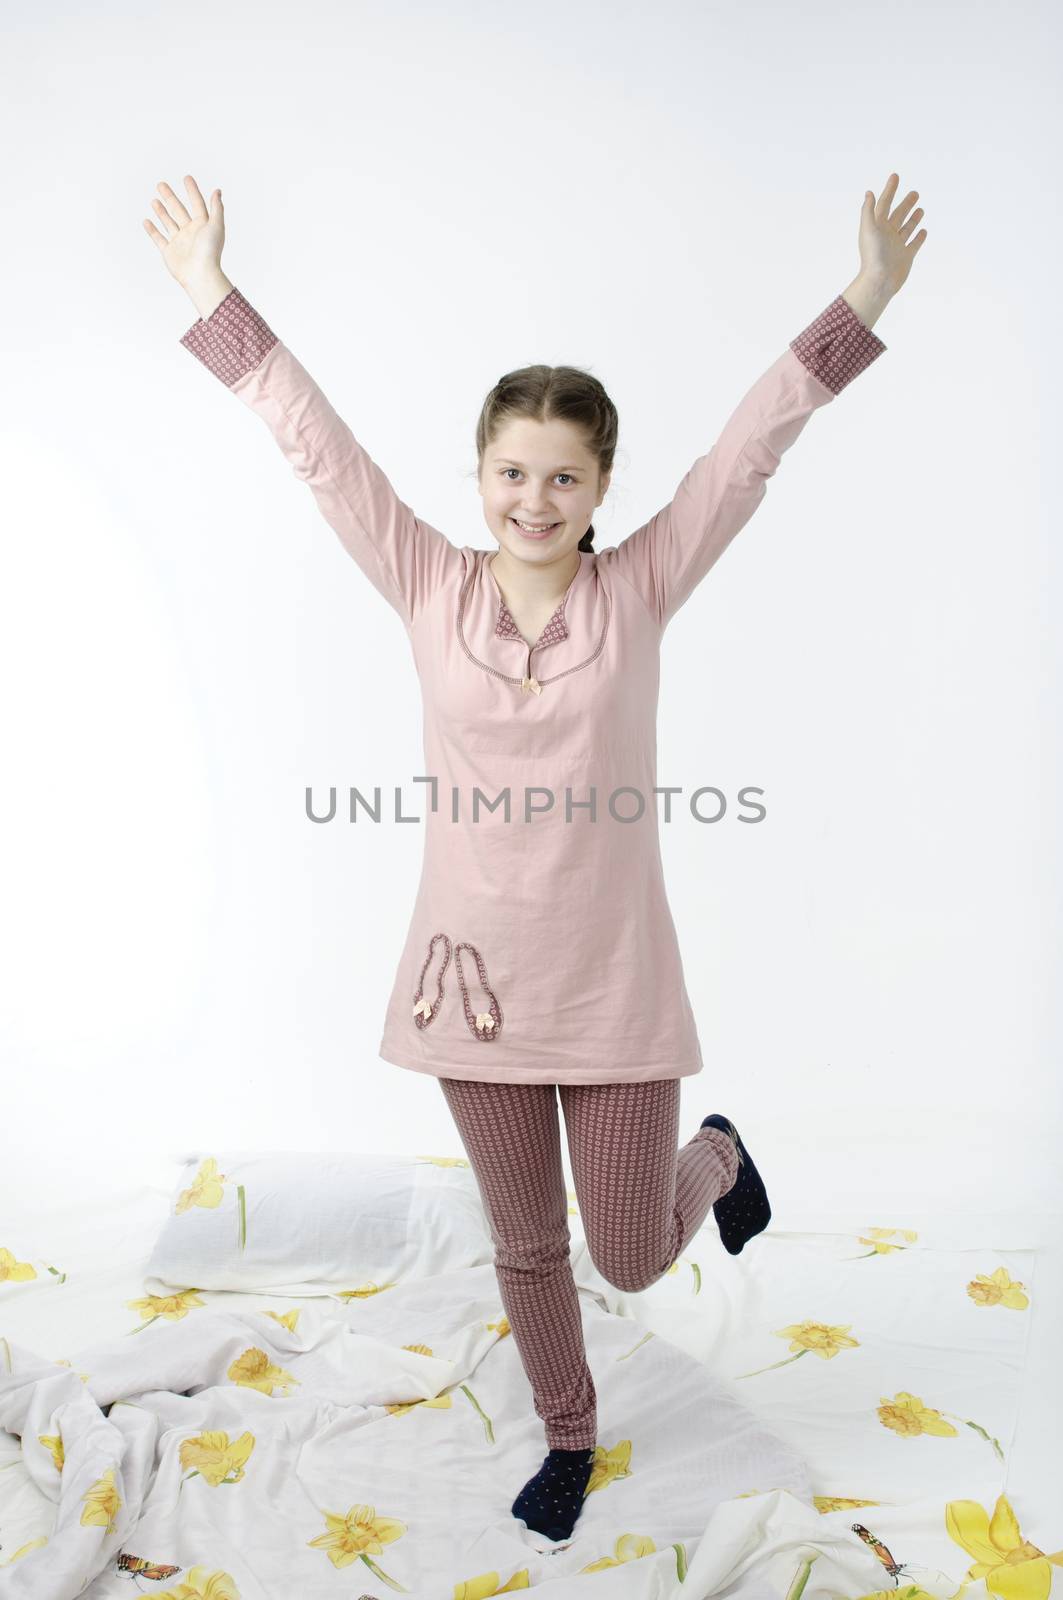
[180,289,885,1083]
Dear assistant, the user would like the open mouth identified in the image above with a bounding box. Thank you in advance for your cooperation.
[510,518,561,538]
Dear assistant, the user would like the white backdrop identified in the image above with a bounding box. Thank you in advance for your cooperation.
[0,0,1059,1224]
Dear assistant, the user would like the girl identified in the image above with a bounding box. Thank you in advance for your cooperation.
[145,172,926,1542]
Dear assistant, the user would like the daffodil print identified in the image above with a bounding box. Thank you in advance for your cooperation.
[126,1563,239,1597]
[335,1279,399,1300]
[453,1569,532,1594]
[0,1245,38,1284]
[262,1306,301,1332]
[879,1390,1003,1461]
[580,1533,663,1575]
[178,1430,256,1486]
[306,1501,407,1582]
[80,1466,122,1538]
[173,1156,253,1251]
[38,1431,65,1472]
[967,1266,1030,1309]
[226,1346,299,1396]
[851,1226,919,1258]
[814,1494,887,1513]
[946,1493,1063,1596]
[175,1157,229,1214]
[126,1288,206,1334]
[735,1318,860,1378]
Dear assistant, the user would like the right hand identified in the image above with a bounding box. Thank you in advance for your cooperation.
[143,174,225,287]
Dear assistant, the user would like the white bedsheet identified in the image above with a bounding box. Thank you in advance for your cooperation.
[0,1181,1051,1599]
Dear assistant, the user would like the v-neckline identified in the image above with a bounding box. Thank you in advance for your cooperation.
[487,551,583,649]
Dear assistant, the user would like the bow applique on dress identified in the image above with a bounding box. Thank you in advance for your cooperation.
[412,933,452,1031]
[453,942,504,1043]
[521,675,542,695]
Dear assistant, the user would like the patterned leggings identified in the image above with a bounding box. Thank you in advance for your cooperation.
[438,1075,740,1451]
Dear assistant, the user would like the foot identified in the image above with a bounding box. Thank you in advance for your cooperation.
[512,1446,595,1541]
[700,1114,771,1255]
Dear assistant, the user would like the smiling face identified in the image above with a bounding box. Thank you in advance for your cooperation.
[478,415,610,567]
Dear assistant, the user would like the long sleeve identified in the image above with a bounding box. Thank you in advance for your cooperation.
[604,294,887,631]
[179,287,463,630]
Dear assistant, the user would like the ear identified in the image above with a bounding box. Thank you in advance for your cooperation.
[597,471,611,505]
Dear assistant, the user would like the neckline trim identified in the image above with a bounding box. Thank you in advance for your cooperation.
[487,550,584,650]
[457,550,609,690]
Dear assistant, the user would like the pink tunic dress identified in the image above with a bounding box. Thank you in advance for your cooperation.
[180,288,886,1084]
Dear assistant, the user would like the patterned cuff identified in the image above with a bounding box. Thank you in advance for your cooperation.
[789,294,887,396]
[179,286,279,386]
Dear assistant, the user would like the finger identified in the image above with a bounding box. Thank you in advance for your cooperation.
[897,206,924,240]
[891,189,920,226]
[156,179,192,226]
[142,218,170,250]
[875,173,899,216]
[181,173,210,218]
[151,196,181,234]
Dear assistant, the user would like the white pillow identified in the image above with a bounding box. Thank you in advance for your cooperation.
[144,1149,495,1296]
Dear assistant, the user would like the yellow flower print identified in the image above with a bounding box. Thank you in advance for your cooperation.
[813,1495,885,1513]
[735,1319,860,1378]
[586,1440,631,1494]
[0,1535,49,1566]
[178,1430,255,1485]
[126,1289,206,1334]
[0,1246,37,1283]
[967,1266,1030,1309]
[581,1533,660,1573]
[145,1565,240,1598]
[37,1432,65,1472]
[878,1392,957,1438]
[336,1281,398,1300]
[80,1466,122,1537]
[853,1237,907,1258]
[866,1227,918,1243]
[175,1158,228,1213]
[881,1391,1007,1460]
[454,1570,531,1595]
[174,1159,252,1251]
[227,1347,299,1396]
[783,1322,861,1357]
[306,1503,407,1579]
[385,1392,453,1419]
[946,1492,1063,1596]
[487,1316,511,1337]
[263,1307,300,1332]
[418,1155,471,1168]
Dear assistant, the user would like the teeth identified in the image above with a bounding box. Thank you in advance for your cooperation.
[514,520,557,532]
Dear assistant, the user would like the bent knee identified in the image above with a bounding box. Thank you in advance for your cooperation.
[589,1249,662,1294]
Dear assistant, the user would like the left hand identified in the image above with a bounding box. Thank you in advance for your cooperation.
[858,172,928,296]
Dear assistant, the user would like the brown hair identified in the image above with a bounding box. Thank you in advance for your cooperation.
[475,364,618,552]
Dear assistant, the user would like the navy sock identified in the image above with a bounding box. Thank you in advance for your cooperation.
[700,1114,772,1256]
[512,1446,595,1540]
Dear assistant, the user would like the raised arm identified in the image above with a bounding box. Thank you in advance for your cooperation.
[178,285,461,628]
[604,291,886,630]
[603,174,927,632]
[145,175,461,631]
